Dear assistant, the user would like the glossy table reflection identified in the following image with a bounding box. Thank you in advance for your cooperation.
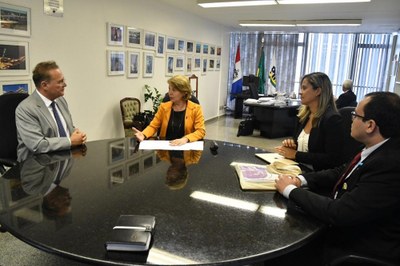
[0,138,322,265]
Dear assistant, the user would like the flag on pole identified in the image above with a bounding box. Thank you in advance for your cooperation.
[256,47,266,95]
[230,44,242,100]
[269,53,277,89]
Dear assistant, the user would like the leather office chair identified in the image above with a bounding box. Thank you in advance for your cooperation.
[120,97,141,137]
[338,107,364,162]
[0,92,29,175]
[162,93,200,104]
[349,100,357,107]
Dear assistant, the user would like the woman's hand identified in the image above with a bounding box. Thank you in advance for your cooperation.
[281,139,297,149]
[169,137,189,146]
[275,146,297,160]
[132,127,145,142]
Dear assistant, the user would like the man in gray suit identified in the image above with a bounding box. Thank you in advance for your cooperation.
[16,61,87,161]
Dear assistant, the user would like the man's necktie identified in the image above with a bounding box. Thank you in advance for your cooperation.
[332,151,362,197]
[51,101,67,137]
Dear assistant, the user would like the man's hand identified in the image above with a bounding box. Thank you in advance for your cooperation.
[70,128,86,146]
[275,174,301,194]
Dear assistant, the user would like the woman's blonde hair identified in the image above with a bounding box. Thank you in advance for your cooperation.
[167,75,192,101]
[298,72,337,127]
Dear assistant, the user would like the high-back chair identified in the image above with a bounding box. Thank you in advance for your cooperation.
[120,97,141,137]
[338,106,364,162]
[0,92,29,175]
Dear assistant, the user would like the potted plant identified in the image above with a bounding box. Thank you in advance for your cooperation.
[144,84,163,115]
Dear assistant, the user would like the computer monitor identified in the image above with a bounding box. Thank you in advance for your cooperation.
[243,75,260,99]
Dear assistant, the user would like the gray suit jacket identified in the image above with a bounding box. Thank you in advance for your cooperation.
[16,90,75,162]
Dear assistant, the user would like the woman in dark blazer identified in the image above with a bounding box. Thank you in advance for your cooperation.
[276,72,346,171]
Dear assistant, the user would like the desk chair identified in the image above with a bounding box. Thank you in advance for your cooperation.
[338,107,363,162]
[120,97,141,137]
[0,92,29,176]
[329,254,398,266]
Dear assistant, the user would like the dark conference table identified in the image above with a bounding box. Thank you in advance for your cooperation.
[0,138,322,265]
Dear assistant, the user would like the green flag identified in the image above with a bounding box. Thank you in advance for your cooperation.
[256,48,266,94]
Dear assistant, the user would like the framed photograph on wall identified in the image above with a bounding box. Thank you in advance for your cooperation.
[202,44,209,55]
[143,31,156,50]
[0,80,30,95]
[186,41,194,53]
[209,58,215,71]
[126,27,142,48]
[0,2,31,37]
[177,39,185,53]
[107,23,124,46]
[166,36,176,52]
[143,52,154,78]
[202,57,207,75]
[217,46,222,56]
[127,51,140,78]
[0,40,29,76]
[166,54,174,76]
[156,33,165,57]
[109,165,125,185]
[107,50,125,76]
[186,56,193,75]
[175,55,184,72]
[210,46,216,55]
[193,57,201,71]
[127,160,140,179]
[195,42,201,54]
[215,58,221,71]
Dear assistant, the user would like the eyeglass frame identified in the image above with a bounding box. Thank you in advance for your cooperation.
[351,111,368,121]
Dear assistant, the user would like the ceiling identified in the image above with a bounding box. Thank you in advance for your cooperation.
[158,0,400,33]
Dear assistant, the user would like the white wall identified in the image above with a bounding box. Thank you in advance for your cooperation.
[3,0,230,141]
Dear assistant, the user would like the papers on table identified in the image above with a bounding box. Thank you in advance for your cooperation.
[255,153,297,165]
[139,140,204,151]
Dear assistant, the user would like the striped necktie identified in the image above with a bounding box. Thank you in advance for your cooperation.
[332,151,362,198]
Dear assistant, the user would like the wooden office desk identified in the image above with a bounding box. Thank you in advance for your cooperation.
[0,138,321,265]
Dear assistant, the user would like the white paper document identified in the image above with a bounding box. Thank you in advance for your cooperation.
[139,140,204,151]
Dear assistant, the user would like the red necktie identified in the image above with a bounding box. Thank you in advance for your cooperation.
[332,151,362,197]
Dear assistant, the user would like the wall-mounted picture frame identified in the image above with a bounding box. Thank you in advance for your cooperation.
[217,46,222,56]
[107,23,124,46]
[127,51,140,78]
[0,80,30,95]
[143,52,154,78]
[166,36,176,52]
[186,41,194,54]
[194,57,201,71]
[109,139,126,165]
[0,2,31,37]
[0,40,29,76]
[126,27,142,48]
[202,57,207,75]
[209,58,215,71]
[215,58,221,71]
[175,55,184,72]
[156,33,165,57]
[166,54,174,77]
[195,43,201,54]
[177,39,185,53]
[202,44,209,55]
[107,50,125,76]
[186,56,193,75]
[143,30,156,50]
[210,46,216,55]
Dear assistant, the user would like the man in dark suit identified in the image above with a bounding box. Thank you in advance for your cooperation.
[16,61,86,161]
[335,79,357,109]
[275,92,400,265]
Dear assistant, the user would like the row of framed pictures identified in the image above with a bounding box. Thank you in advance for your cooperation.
[108,49,221,78]
[107,23,222,57]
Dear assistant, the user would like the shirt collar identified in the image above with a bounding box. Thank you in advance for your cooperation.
[361,138,389,161]
[36,89,54,108]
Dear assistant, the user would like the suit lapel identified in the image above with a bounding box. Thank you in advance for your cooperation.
[32,91,59,136]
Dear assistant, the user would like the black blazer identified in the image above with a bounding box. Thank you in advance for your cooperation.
[335,90,356,109]
[293,106,346,171]
[291,137,400,264]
